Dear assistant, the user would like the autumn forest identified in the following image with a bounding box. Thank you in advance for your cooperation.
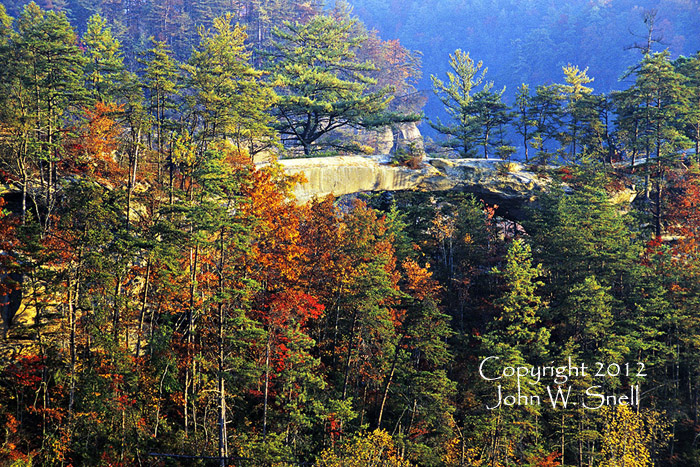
[2,0,700,466]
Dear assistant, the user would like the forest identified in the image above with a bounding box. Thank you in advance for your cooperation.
[2,0,700,466]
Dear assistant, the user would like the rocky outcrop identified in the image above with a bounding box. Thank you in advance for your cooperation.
[272,155,552,219]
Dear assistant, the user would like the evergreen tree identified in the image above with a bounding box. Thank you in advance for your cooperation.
[526,170,641,296]
[140,37,180,187]
[514,83,536,162]
[10,2,86,228]
[429,49,489,158]
[469,86,512,159]
[0,4,11,45]
[477,239,549,466]
[632,51,692,235]
[485,239,549,358]
[559,64,594,160]
[530,83,564,164]
[83,13,123,102]
[186,14,277,157]
[675,53,700,159]
[267,11,405,155]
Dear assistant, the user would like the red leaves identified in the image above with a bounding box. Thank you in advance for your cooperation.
[6,354,45,391]
[266,290,324,328]
[558,166,575,182]
[667,172,700,256]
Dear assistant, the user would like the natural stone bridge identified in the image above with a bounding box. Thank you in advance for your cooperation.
[267,155,552,220]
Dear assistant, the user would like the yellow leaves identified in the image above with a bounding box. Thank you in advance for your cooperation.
[317,429,414,467]
[463,232,473,245]
[429,213,456,242]
[561,64,594,98]
[172,131,197,169]
[442,437,492,467]
[599,405,671,467]
[209,139,251,167]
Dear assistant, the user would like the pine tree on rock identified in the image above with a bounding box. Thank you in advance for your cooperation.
[429,49,489,158]
[267,11,401,155]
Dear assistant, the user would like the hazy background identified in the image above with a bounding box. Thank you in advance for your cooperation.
[3,0,700,136]
[348,0,700,134]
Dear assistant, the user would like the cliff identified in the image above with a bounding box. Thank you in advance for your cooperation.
[272,155,550,219]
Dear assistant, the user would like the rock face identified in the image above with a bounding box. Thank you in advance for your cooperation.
[272,155,551,219]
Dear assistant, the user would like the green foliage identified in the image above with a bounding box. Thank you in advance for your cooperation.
[186,14,277,156]
[526,171,641,293]
[268,11,400,155]
[83,14,123,102]
[486,239,549,359]
[429,49,489,157]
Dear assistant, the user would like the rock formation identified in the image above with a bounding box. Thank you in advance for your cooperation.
[270,155,550,220]
[271,155,638,221]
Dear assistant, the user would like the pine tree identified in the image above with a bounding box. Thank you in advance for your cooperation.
[477,239,549,466]
[186,14,277,157]
[267,12,400,155]
[530,84,564,164]
[429,49,489,158]
[140,37,180,186]
[469,86,512,159]
[83,13,124,102]
[526,172,640,295]
[559,64,594,160]
[514,83,536,162]
[633,51,692,236]
[487,239,549,358]
[675,53,700,159]
[10,2,86,228]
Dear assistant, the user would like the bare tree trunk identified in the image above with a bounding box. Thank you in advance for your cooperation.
[262,331,271,441]
[218,301,226,467]
[185,244,199,436]
[377,343,400,429]
[218,227,227,466]
[341,312,358,400]
[135,260,150,359]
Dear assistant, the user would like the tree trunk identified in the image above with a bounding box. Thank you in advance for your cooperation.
[218,227,227,466]
[135,259,151,359]
[262,331,271,441]
[377,341,400,429]
[341,312,358,400]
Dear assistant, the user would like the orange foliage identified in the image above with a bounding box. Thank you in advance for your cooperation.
[528,451,562,467]
[360,30,419,95]
[242,166,306,288]
[402,258,441,301]
[667,172,700,256]
[64,102,124,179]
[83,102,122,157]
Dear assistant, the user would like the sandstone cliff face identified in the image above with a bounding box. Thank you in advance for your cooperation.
[273,155,550,219]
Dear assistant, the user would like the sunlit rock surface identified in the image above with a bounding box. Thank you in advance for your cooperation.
[270,155,550,219]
